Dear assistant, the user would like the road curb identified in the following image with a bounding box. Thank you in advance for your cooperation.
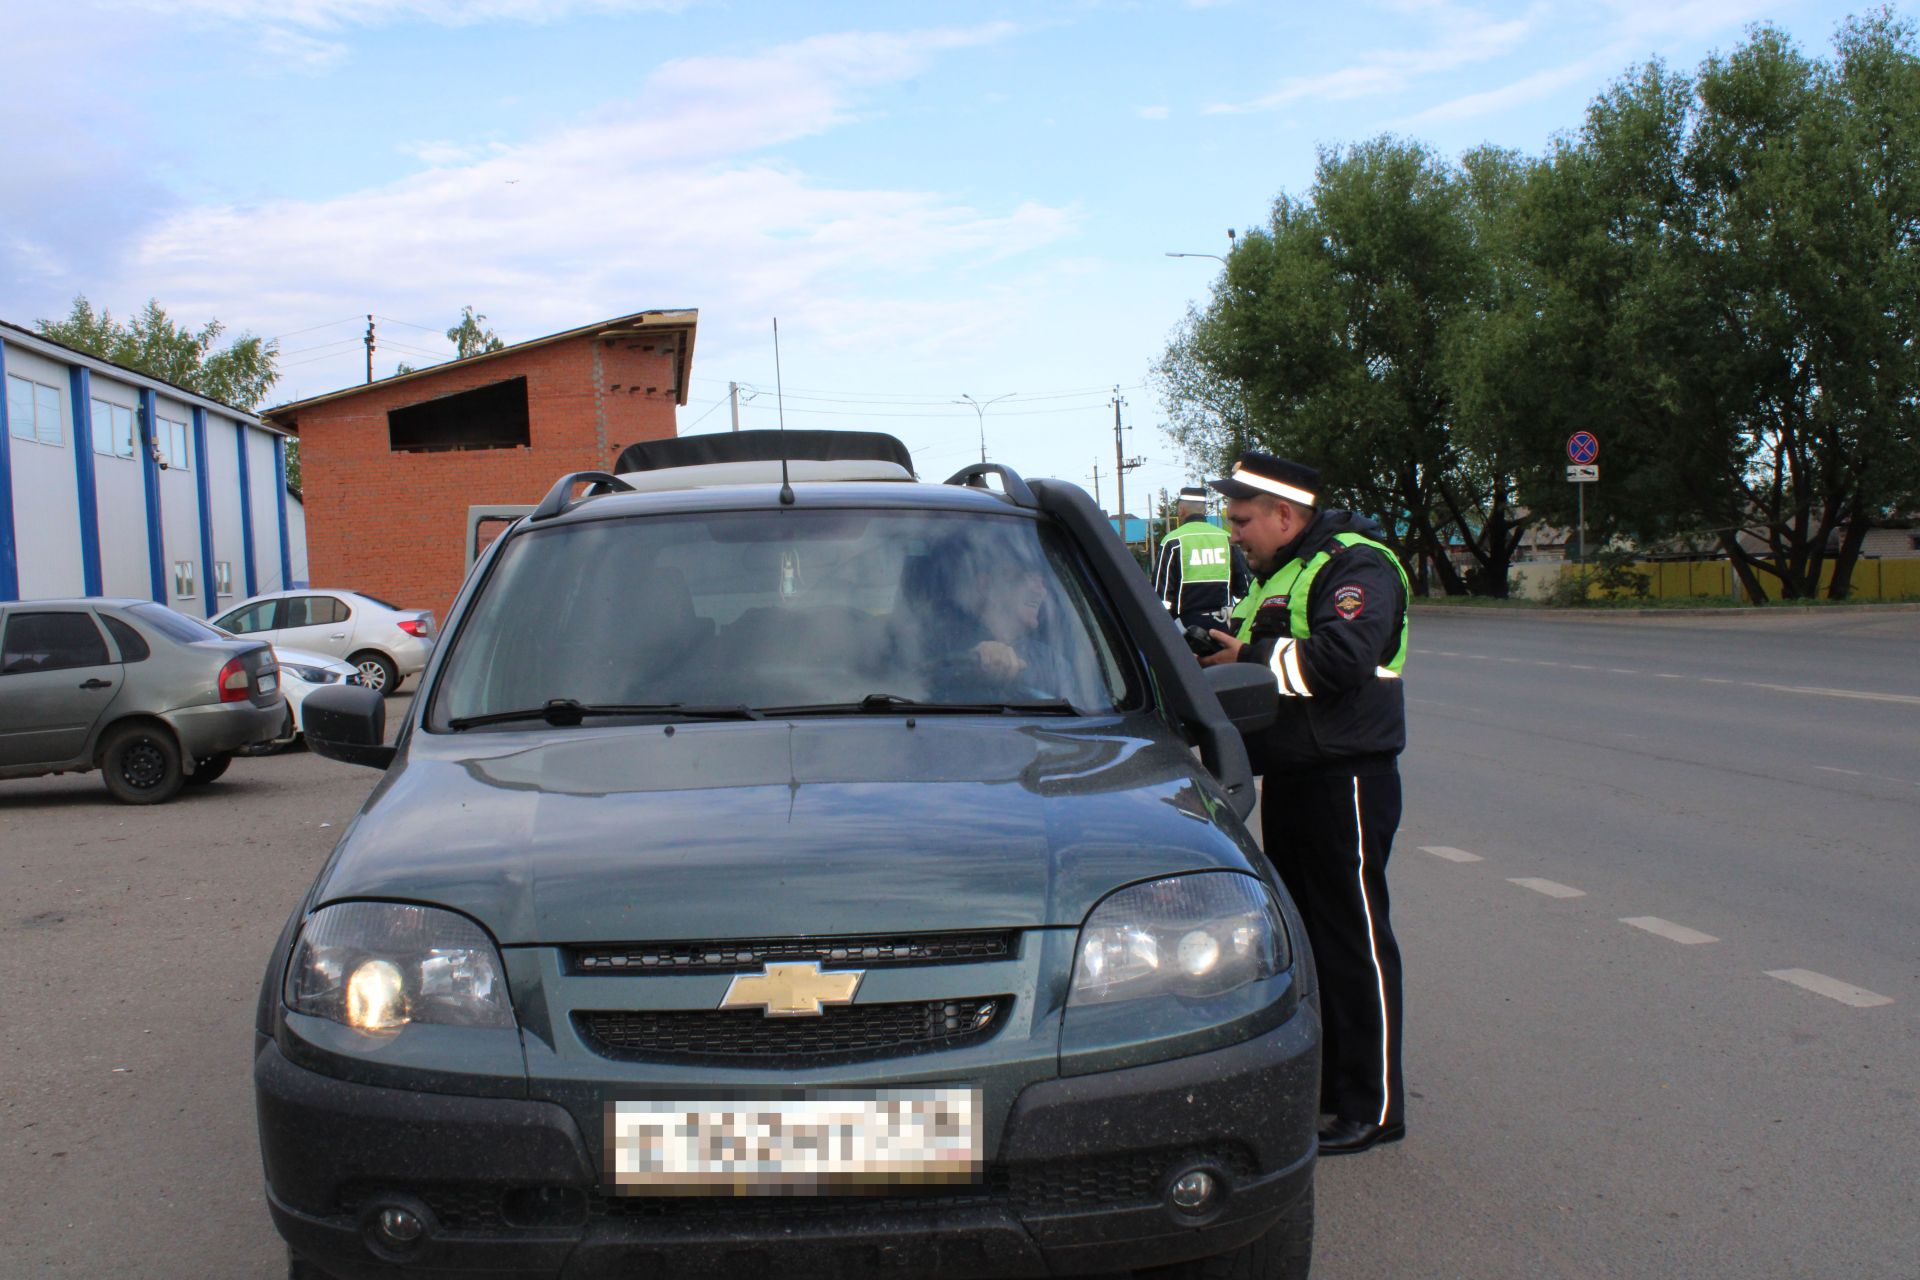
[1411,601,1920,620]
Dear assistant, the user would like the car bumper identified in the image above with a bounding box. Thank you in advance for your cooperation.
[256,1004,1319,1280]
[167,700,288,762]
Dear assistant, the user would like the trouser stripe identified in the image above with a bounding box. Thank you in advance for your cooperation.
[1352,777,1392,1126]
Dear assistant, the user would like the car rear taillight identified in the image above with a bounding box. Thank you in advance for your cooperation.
[397,619,426,637]
[218,656,251,703]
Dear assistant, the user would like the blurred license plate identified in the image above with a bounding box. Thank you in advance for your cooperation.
[257,674,277,692]
[604,1089,981,1194]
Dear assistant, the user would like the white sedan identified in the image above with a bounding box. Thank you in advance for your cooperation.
[212,590,435,695]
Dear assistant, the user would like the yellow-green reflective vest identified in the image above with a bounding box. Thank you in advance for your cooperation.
[1164,520,1233,584]
[1230,532,1411,674]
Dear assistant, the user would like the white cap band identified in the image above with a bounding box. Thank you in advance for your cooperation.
[1232,467,1317,507]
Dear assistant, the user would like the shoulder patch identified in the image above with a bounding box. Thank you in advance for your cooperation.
[1332,584,1365,620]
[1259,595,1291,610]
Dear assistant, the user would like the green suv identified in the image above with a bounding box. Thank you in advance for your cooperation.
[256,433,1317,1279]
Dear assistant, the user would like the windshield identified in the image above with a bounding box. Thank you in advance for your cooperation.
[431,508,1137,726]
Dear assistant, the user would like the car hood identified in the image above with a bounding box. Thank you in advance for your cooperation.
[314,718,1259,944]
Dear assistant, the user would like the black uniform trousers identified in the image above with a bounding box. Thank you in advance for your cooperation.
[1260,756,1404,1128]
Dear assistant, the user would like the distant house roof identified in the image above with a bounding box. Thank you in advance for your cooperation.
[0,318,286,432]
[261,308,698,427]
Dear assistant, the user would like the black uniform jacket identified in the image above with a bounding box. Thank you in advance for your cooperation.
[1236,510,1408,774]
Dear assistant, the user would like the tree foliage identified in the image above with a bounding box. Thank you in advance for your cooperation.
[37,297,280,412]
[448,306,507,359]
[1155,12,1920,600]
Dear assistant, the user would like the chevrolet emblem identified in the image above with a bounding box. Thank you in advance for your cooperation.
[720,961,863,1018]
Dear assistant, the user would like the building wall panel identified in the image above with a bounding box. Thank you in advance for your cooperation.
[6,347,84,599]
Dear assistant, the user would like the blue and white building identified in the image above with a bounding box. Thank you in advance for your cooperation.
[0,319,307,616]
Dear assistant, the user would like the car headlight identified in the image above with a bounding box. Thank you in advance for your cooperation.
[281,662,339,684]
[1069,873,1288,1007]
[285,902,514,1035]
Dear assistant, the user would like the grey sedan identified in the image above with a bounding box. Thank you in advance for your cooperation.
[0,599,285,803]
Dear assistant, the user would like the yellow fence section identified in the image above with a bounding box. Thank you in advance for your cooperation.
[1553,558,1920,602]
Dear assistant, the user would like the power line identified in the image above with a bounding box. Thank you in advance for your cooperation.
[266,316,363,342]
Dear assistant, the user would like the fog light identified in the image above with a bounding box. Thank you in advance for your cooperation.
[1169,1169,1218,1213]
[374,1206,424,1247]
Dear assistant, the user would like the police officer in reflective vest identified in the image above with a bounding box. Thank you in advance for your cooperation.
[1152,487,1249,631]
[1198,451,1410,1156]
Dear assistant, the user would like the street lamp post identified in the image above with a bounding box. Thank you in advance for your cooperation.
[1165,231,1245,455]
[954,392,1017,465]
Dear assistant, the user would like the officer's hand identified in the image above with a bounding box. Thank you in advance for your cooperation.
[1198,631,1242,667]
[974,640,1027,680]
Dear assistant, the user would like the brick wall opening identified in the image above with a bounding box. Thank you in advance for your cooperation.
[389,376,531,453]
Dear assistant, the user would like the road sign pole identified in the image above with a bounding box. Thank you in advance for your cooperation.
[1578,482,1585,567]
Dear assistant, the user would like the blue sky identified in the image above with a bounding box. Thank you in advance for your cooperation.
[3,0,1865,510]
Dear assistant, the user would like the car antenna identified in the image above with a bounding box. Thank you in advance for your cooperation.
[773,317,794,506]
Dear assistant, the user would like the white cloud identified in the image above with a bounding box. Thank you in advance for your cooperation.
[1206,1,1542,113]
[125,0,695,30]
[1136,105,1170,120]
[1401,47,1623,125]
[101,25,1073,403]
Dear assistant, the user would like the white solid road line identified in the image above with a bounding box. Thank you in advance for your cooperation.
[1421,846,1484,863]
[1765,969,1894,1009]
[1620,916,1720,945]
[1509,877,1586,899]
[1748,682,1920,707]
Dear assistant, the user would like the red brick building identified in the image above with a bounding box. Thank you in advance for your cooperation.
[263,309,696,621]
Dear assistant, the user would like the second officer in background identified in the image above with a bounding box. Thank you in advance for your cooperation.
[1152,486,1248,632]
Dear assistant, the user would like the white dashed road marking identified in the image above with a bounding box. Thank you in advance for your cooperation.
[1509,877,1586,899]
[1815,766,1863,777]
[1420,846,1484,863]
[1765,970,1894,1009]
[1620,916,1720,945]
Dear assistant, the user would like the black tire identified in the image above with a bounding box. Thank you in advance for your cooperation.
[1134,1175,1313,1280]
[185,752,233,785]
[99,723,185,805]
[350,650,400,695]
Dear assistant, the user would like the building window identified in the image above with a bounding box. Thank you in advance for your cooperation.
[6,373,63,447]
[215,562,233,597]
[1910,534,1920,552]
[388,377,531,453]
[90,398,137,458]
[156,414,190,470]
[174,561,195,598]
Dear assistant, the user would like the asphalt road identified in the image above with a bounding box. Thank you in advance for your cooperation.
[1,610,1914,1278]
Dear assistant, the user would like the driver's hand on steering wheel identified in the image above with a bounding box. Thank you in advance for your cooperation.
[973,640,1027,681]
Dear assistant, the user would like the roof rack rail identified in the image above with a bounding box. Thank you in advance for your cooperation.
[529,471,634,522]
[944,463,1037,510]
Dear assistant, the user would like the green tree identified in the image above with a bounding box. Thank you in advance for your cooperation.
[448,306,506,359]
[1156,138,1481,592]
[38,296,280,411]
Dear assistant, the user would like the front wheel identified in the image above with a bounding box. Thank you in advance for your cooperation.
[1135,1175,1313,1280]
[350,651,400,695]
[99,724,185,805]
[185,752,233,785]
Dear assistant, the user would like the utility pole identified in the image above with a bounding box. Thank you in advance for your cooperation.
[729,381,741,432]
[1111,386,1143,547]
[364,315,375,384]
[1088,462,1102,508]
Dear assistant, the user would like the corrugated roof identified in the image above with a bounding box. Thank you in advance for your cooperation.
[261,307,699,425]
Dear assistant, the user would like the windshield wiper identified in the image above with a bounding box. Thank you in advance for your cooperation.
[448,699,763,729]
[761,693,1081,717]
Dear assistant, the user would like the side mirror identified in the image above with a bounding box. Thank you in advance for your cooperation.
[303,683,396,770]
[1203,661,1279,735]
